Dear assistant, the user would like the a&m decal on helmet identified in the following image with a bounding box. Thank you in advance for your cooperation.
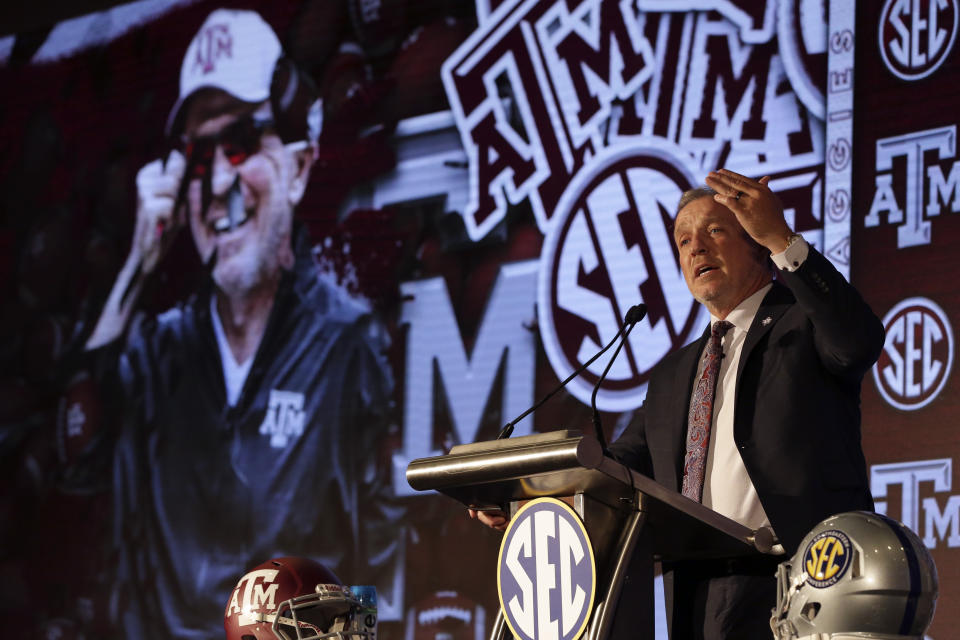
[803,529,853,588]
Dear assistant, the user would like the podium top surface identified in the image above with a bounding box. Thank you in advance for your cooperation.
[406,431,779,561]
[406,429,613,503]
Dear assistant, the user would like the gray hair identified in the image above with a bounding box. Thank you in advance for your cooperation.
[676,186,717,214]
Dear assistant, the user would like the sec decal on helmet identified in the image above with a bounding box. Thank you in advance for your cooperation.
[801,529,853,589]
[770,511,938,640]
[224,557,376,640]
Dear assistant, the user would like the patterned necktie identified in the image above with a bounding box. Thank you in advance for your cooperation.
[681,320,733,502]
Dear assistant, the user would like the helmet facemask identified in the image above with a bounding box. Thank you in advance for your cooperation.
[271,585,373,640]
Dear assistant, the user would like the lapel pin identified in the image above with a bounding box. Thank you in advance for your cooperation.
[761,316,772,326]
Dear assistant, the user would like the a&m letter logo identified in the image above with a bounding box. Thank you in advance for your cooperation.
[260,389,307,448]
[192,23,233,75]
[226,568,280,626]
[803,529,852,588]
[498,498,596,640]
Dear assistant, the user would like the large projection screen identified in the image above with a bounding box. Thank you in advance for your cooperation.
[0,1,955,638]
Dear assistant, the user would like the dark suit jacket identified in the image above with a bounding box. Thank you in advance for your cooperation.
[609,247,884,556]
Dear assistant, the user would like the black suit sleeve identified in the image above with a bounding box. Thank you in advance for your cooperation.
[607,403,654,477]
[775,247,885,381]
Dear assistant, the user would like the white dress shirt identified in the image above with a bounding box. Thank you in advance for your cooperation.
[696,236,809,531]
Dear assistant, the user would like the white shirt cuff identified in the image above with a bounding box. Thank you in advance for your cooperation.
[771,235,809,272]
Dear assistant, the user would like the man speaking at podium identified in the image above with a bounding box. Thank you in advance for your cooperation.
[472,169,883,639]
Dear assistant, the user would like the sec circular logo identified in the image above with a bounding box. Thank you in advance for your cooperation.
[497,498,596,640]
[873,297,954,411]
[879,0,959,81]
[803,529,852,588]
[537,142,706,412]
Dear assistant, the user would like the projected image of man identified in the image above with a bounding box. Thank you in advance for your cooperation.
[83,10,397,640]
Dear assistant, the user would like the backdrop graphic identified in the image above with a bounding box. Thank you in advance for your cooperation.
[0,0,953,638]
[853,2,960,640]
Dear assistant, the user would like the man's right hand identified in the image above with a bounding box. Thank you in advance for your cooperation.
[85,151,187,351]
[133,150,186,273]
[468,508,510,532]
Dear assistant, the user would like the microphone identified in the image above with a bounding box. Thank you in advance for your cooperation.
[496,303,647,440]
[590,304,647,450]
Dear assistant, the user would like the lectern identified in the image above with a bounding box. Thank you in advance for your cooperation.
[406,430,783,640]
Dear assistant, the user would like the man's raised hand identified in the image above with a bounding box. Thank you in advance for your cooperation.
[705,169,794,253]
[133,150,187,274]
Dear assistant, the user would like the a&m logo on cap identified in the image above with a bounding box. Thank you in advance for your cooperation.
[497,498,596,640]
[192,23,233,75]
[168,9,284,135]
[803,529,852,588]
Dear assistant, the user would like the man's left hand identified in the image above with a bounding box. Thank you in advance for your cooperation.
[468,508,509,532]
[706,169,794,253]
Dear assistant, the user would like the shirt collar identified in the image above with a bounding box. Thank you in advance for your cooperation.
[710,282,773,334]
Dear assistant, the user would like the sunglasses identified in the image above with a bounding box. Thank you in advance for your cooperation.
[178,116,275,180]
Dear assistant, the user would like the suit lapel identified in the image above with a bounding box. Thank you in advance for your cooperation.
[735,281,793,392]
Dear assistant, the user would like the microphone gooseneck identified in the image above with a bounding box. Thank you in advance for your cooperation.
[497,303,648,442]
[590,304,647,450]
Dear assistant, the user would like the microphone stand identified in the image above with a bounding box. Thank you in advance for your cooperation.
[590,304,647,450]
[496,304,646,441]
[589,323,636,451]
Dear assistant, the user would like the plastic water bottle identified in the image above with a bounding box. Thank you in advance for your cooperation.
[351,585,377,639]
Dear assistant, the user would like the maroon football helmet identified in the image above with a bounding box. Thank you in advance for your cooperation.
[224,557,374,640]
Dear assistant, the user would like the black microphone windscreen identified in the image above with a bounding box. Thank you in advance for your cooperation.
[625,304,647,325]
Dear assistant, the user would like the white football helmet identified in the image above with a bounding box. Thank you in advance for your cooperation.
[770,511,938,640]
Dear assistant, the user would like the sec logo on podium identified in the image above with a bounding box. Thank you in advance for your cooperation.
[497,498,597,640]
